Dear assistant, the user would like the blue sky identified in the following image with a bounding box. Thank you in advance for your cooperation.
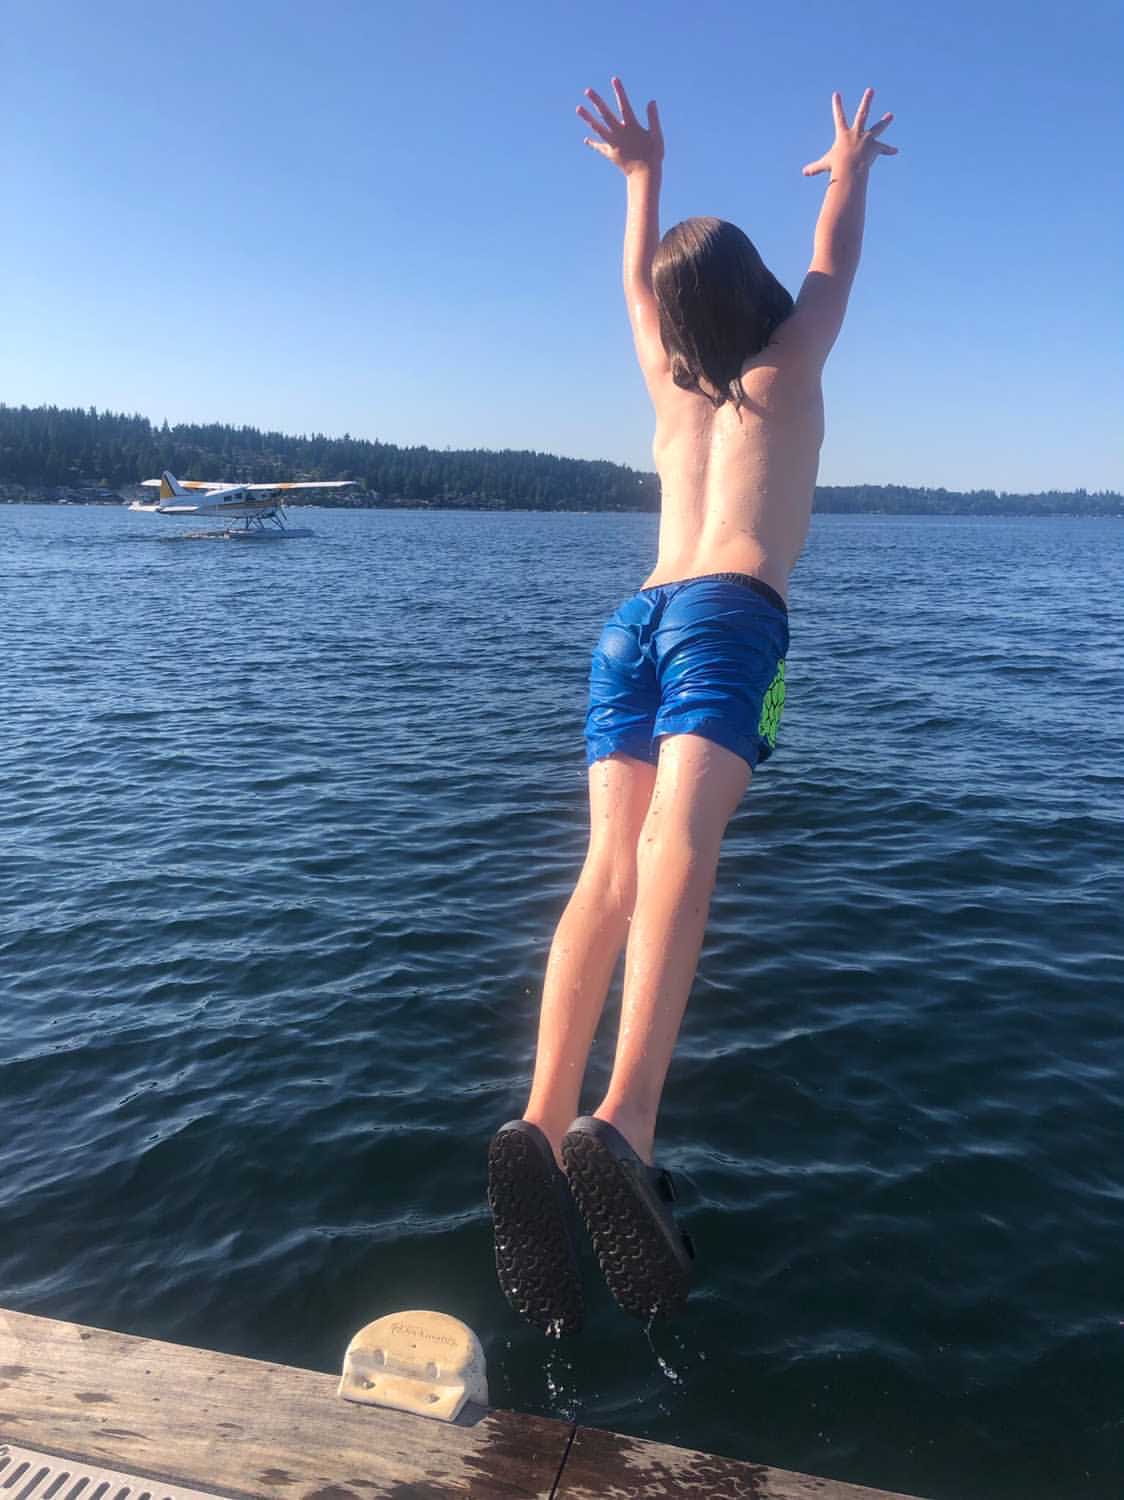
[4,0,1121,491]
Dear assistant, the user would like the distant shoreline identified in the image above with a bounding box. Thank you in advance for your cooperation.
[4,493,1122,519]
[2,403,1120,517]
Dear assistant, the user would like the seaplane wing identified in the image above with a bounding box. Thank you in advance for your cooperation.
[140,479,226,490]
[139,479,356,493]
[241,481,357,492]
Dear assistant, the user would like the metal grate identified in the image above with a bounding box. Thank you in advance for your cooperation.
[0,1444,233,1500]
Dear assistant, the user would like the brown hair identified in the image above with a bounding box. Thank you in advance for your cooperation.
[651,217,794,410]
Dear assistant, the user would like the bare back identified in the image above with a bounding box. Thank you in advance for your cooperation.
[641,337,823,600]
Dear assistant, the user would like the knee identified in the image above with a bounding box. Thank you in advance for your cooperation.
[636,815,723,884]
[579,848,638,915]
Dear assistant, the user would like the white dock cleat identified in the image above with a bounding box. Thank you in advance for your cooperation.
[338,1310,488,1424]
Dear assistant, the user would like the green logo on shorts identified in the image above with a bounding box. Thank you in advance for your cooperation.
[758,659,786,749]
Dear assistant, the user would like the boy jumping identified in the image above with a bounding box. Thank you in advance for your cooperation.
[488,80,897,1332]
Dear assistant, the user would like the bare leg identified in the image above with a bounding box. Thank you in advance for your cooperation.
[523,753,657,1159]
[593,733,750,1163]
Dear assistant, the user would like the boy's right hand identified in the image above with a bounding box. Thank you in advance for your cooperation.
[578,77,663,176]
[803,88,897,180]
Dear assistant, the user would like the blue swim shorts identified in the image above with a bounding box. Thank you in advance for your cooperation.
[584,572,789,771]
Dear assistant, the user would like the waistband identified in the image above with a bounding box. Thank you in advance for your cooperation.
[642,571,788,616]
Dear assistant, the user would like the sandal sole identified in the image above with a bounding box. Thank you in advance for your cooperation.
[487,1125,583,1336]
[562,1127,691,1321]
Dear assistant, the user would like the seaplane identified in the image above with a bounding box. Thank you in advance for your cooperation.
[129,471,357,536]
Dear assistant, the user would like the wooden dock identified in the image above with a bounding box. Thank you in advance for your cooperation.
[0,1307,926,1499]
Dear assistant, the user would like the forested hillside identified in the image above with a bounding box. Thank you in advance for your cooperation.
[0,404,657,510]
[1,404,1119,515]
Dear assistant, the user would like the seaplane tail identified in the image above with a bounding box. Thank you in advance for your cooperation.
[159,470,189,502]
[128,470,191,512]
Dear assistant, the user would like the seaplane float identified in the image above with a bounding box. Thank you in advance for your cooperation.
[128,471,356,537]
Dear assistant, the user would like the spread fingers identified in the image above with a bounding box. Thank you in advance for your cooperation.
[585,87,621,130]
[577,105,612,141]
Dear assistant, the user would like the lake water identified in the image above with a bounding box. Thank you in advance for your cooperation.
[1,503,1121,1499]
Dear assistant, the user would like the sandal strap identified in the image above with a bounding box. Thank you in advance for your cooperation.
[654,1167,677,1203]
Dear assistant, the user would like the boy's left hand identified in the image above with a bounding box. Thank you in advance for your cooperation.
[802,88,897,180]
[578,77,663,175]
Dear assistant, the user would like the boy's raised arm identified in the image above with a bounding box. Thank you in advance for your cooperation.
[784,89,898,361]
[578,78,668,376]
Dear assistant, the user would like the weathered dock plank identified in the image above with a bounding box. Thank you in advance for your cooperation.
[0,1308,928,1500]
[0,1308,569,1499]
[558,1423,922,1498]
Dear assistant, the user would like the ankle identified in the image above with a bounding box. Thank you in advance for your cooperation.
[520,1109,567,1168]
[592,1100,656,1165]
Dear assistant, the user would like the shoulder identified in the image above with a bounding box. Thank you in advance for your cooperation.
[627,290,672,386]
[769,270,850,366]
[739,330,824,408]
[632,324,681,407]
